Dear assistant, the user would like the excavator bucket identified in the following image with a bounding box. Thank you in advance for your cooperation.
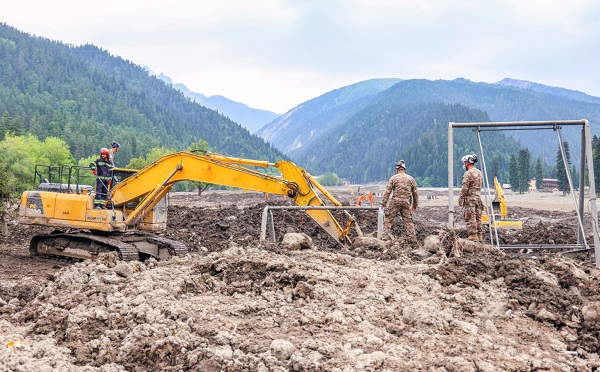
[482,213,523,229]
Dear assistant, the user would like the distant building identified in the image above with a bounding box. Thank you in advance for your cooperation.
[529,179,537,190]
[541,178,558,190]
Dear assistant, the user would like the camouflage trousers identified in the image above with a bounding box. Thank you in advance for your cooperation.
[383,200,416,243]
[462,198,483,236]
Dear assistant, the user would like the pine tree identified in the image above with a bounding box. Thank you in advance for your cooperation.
[491,155,500,180]
[518,149,531,194]
[535,158,543,190]
[556,142,571,195]
[509,154,519,192]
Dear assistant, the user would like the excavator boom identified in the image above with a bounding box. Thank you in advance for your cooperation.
[110,152,351,244]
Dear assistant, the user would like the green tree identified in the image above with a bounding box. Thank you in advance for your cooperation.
[556,142,571,194]
[317,172,343,186]
[0,134,74,194]
[491,155,500,179]
[126,146,174,169]
[517,148,531,194]
[509,154,519,192]
[534,158,543,190]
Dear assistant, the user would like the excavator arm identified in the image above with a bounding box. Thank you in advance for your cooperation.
[482,176,522,229]
[110,152,353,244]
[494,177,507,219]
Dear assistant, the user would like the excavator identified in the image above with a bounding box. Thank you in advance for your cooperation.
[19,151,356,261]
[482,176,523,229]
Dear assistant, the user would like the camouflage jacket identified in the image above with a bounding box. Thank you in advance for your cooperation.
[459,166,483,201]
[381,173,418,207]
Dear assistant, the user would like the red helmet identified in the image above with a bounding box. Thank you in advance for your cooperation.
[100,148,110,156]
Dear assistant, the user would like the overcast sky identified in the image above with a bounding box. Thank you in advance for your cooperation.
[2,0,600,113]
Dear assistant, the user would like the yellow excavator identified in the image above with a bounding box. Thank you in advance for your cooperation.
[19,151,356,261]
[482,177,523,229]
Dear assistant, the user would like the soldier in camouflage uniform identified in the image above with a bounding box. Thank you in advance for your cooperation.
[380,160,419,244]
[459,154,484,241]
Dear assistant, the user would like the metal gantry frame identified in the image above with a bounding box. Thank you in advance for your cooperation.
[447,120,600,266]
[260,205,381,243]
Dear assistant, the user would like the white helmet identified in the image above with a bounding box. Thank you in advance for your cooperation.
[461,154,478,164]
[395,160,406,170]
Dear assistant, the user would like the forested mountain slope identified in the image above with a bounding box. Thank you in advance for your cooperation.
[256,79,402,154]
[0,23,283,166]
[296,102,522,185]
[268,78,600,183]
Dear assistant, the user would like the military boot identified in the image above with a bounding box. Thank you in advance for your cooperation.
[466,234,479,241]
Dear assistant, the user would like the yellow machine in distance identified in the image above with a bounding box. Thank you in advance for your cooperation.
[19,151,356,261]
[482,177,523,229]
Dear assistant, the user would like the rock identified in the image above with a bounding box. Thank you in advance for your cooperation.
[582,302,600,324]
[96,251,120,267]
[270,339,296,361]
[535,307,559,322]
[292,281,314,299]
[351,237,385,250]
[423,235,441,253]
[281,233,314,250]
[113,262,133,278]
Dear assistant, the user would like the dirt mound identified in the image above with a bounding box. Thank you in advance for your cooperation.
[3,243,600,371]
[1,191,600,370]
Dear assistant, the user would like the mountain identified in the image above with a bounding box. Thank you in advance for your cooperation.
[256,79,402,155]
[262,78,600,184]
[156,73,279,134]
[0,23,284,166]
[295,101,521,185]
[495,78,600,105]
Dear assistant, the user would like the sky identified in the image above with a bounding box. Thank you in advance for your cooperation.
[2,0,600,113]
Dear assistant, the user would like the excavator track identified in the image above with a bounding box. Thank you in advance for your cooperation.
[148,236,188,258]
[119,233,189,260]
[30,232,140,261]
[29,232,189,262]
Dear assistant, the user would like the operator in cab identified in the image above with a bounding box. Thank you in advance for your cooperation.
[458,154,484,241]
[380,160,419,246]
[89,148,114,209]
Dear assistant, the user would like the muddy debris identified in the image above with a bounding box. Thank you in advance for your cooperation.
[0,190,599,370]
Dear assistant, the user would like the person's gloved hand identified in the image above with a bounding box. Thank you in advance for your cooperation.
[92,170,97,175]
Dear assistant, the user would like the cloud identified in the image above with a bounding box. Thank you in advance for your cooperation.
[2,0,600,112]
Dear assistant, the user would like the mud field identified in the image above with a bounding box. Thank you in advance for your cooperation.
[2,188,600,371]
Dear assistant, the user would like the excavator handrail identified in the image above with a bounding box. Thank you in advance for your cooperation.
[110,151,352,244]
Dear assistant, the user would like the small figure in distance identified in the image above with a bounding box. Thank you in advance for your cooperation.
[458,154,484,242]
[109,141,120,166]
[89,148,114,209]
[380,160,419,246]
